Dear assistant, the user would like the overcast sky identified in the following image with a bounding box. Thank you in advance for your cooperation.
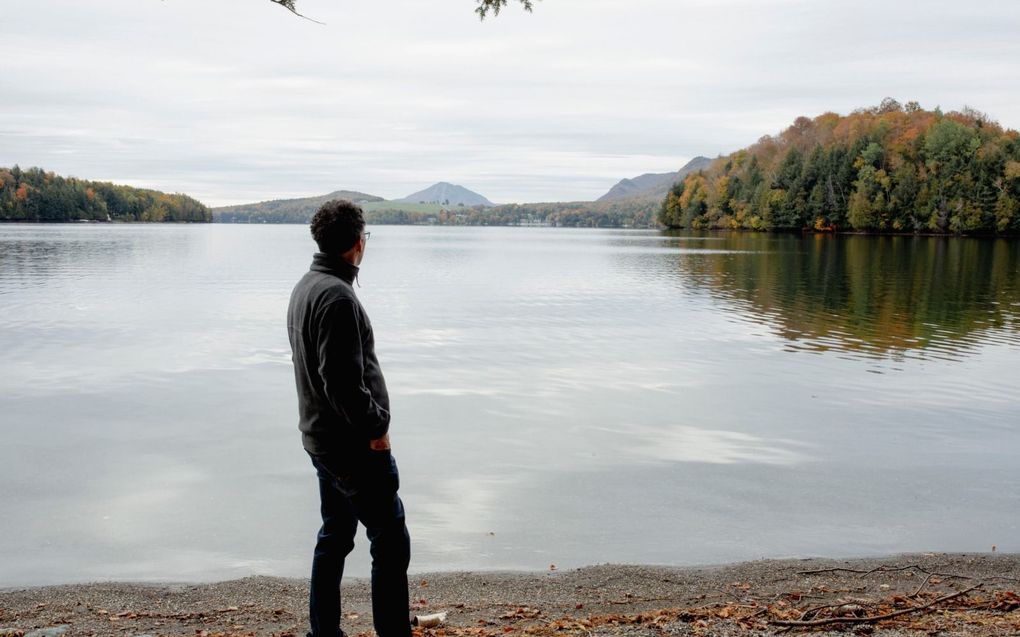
[2,0,1019,206]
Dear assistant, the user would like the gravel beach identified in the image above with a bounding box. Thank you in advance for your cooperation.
[1,554,1018,637]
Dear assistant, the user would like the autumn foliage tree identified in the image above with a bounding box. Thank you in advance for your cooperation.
[659,99,1020,234]
[0,166,211,223]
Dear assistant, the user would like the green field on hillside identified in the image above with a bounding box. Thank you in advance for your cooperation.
[361,201,447,214]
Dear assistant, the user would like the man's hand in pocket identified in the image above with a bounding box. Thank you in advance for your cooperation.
[369,433,391,451]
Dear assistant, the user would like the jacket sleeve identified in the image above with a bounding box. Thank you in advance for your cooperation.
[316,299,391,441]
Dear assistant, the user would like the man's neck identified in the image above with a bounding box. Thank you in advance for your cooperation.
[311,252,359,284]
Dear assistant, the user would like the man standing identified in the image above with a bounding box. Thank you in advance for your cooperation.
[287,200,411,637]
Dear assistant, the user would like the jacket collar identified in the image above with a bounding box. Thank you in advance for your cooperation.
[310,252,359,284]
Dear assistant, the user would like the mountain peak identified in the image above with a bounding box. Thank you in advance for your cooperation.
[597,156,713,202]
[396,182,494,207]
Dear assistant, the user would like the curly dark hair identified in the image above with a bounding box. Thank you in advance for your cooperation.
[310,200,365,255]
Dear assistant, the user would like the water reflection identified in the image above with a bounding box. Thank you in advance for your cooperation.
[2,225,1018,585]
[587,424,807,465]
[663,232,1020,361]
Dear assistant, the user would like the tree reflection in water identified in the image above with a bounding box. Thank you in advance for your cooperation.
[666,232,1020,361]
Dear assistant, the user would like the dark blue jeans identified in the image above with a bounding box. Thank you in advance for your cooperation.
[308,450,411,637]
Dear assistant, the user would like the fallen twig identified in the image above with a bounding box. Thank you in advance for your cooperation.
[748,606,770,619]
[606,596,672,605]
[770,583,983,628]
[797,566,900,576]
[910,572,934,597]
[797,563,973,581]
[795,603,857,622]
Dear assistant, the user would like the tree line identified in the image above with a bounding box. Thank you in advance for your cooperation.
[659,99,1020,234]
[218,199,659,228]
[0,166,211,223]
[365,199,659,228]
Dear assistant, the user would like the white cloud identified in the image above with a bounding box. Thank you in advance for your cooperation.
[1,0,1018,205]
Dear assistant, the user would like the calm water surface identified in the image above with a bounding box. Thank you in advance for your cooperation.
[0,224,1018,585]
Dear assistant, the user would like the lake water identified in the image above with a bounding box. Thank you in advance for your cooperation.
[1,224,1018,586]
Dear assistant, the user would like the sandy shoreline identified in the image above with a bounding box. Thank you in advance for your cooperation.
[1,553,1018,636]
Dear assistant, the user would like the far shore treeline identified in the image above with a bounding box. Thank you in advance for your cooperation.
[363,199,660,228]
[7,100,1020,233]
[660,100,1020,234]
[0,166,211,223]
[215,198,660,228]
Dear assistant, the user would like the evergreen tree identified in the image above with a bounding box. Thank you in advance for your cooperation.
[659,102,1020,235]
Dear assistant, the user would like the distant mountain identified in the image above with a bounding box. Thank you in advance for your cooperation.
[396,182,494,207]
[213,189,383,223]
[597,156,713,202]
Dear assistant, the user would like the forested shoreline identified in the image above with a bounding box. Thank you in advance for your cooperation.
[0,166,211,223]
[10,98,1020,234]
[216,199,659,227]
[659,100,1020,235]
[362,199,660,228]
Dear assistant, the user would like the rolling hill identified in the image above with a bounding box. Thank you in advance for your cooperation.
[213,189,383,223]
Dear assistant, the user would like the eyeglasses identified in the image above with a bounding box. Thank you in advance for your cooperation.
[363,231,371,242]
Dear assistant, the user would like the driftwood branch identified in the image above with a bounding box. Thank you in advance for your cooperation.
[770,583,983,628]
[797,563,972,581]
[911,572,935,597]
[796,602,869,622]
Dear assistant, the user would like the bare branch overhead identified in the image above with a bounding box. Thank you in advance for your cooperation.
[268,0,536,23]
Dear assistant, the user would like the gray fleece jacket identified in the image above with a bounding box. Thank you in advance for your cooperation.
[287,253,390,456]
